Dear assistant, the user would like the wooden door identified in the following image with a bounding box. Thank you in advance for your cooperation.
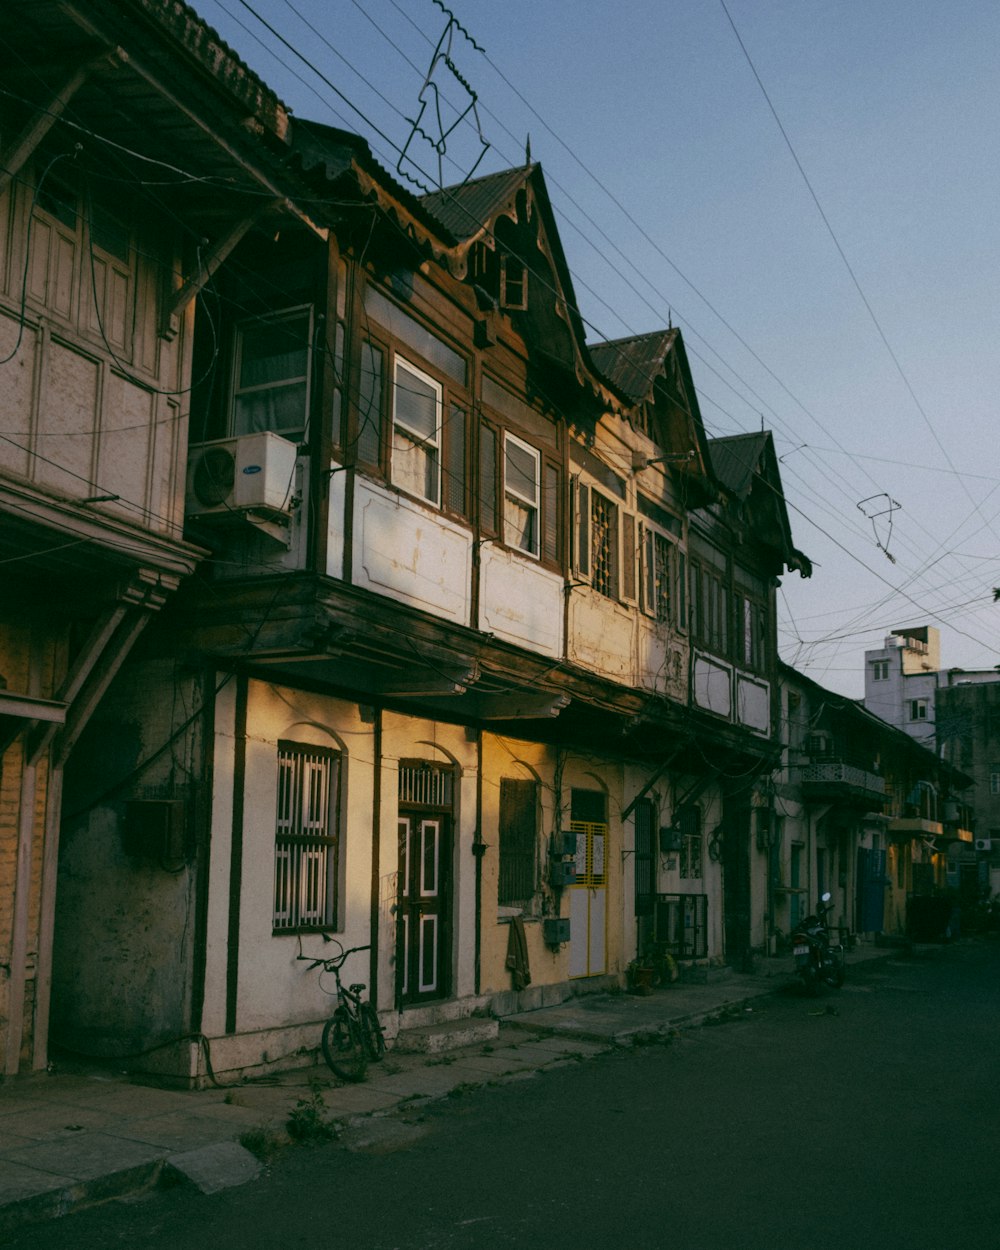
[397,814,450,1004]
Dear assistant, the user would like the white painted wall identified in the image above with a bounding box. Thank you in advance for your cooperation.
[352,479,472,625]
[567,589,634,680]
[478,543,563,657]
[203,681,376,1050]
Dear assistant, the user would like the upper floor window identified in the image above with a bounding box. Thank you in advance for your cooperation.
[691,560,729,655]
[909,699,929,722]
[591,490,620,600]
[872,659,890,681]
[358,285,470,518]
[27,163,136,359]
[504,434,540,556]
[738,591,767,672]
[500,254,527,310]
[640,526,686,627]
[233,307,312,440]
[392,356,442,505]
[481,380,560,566]
[989,768,1000,796]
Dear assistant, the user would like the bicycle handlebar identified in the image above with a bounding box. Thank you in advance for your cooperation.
[296,942,371,972]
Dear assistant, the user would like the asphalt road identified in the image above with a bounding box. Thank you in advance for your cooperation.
[10,941,1000,1250]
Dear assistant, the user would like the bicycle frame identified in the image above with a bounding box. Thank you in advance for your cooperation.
[297,938,385,1081]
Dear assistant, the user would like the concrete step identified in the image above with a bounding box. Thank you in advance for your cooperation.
[393,1016,499,1054]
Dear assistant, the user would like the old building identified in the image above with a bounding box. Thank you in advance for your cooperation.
[865,623,995,916]
[3,1,810,1086]
[776,665,973,949]
[0,0,321,1074]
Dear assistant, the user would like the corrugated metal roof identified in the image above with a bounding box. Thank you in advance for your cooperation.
[708,432,770,498]
[421,165,533,240]
[588,331,677,402]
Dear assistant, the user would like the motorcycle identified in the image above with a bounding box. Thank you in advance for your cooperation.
[792,891,845,994]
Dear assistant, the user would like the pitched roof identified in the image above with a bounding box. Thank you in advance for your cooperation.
[588,331,678,403]
[707,432,771,499]
[421,165,534,240]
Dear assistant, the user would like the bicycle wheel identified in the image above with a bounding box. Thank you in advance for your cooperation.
[321,1008,367,1082]
[360,1002,386,1062]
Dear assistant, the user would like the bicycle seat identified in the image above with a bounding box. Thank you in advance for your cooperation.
[348,983,366,995]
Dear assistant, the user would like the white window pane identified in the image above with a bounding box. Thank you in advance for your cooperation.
[505,495,536,553]
[393,427,440,504]
[505,438,538,504]
[395,361,439,441]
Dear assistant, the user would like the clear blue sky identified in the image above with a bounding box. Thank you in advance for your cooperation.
[196,0,1000,697]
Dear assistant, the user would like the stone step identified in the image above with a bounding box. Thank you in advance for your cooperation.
[393,1016,499,1054]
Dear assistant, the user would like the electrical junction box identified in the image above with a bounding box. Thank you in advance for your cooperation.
[549,859,577,888]
[543,918,571,946]
[124,799,186,863]
[659,826,683,853]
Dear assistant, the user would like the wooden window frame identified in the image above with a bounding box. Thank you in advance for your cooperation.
[355,332,470,521]
[392,354,443,506]
[499,253,527,310]
[232,304,313,441]
[503,431,541,558]
[498,778,539,905]
[481,406,561,569]
[272,741,341,934]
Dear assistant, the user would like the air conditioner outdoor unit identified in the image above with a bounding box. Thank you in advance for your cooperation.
[974,837,992,853]
[186,432,298,520]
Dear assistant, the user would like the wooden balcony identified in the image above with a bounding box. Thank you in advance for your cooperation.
[801,760,886,807]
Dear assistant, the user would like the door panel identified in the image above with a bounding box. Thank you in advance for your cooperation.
[398,815,450,1004]
[569,820,607,978]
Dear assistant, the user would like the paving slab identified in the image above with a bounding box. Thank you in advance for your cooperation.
[2,1131,164,1183]
[109,1111,245,1152]
[165,1142,262,1195]
[363,1064,486,1100]
[0,1159,75,1204]
[0,1101,114,1142]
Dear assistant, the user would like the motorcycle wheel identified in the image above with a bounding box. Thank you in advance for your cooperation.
[826,963,845,989]
[798,965,821,996]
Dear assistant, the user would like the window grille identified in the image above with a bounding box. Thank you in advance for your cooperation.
[498,778,538,904]
[654,893,708,959]
[591,492,618,599]
[399,762,453,808]
[273,743,339,931]
[634,798,655,916]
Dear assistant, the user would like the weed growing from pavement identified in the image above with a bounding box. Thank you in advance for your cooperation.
[239,1122,289,1162]
[287,1079,338,1144]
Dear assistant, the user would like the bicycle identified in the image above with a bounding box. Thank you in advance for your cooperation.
[298,939,385,1082]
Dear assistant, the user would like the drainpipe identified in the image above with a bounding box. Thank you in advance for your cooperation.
[369,708,383,1005]
[474,730,484,996]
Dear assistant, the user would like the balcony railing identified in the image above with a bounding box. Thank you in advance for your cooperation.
[801,761,886,805]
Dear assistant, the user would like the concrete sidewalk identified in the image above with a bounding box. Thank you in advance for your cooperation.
[0,949,889,1235]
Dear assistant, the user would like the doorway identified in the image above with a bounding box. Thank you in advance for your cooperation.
[568,788,608,978]
[397,762,453,1006]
